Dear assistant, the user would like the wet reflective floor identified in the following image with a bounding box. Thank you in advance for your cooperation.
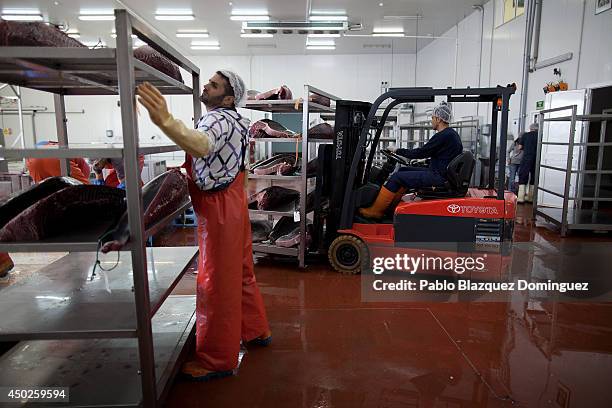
[165,204,612,407]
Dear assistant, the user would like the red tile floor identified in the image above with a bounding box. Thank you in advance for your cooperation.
[161,204,612,408]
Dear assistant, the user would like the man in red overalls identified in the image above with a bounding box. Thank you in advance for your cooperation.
[137,71,270,381]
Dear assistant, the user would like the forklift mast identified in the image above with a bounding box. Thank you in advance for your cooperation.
[326,100,372,244]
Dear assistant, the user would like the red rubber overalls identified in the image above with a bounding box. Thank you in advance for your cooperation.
[185,153,269,371]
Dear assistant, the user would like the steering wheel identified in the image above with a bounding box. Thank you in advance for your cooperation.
[381,149,411,166]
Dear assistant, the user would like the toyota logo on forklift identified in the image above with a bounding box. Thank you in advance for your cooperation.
[447,204,461,214]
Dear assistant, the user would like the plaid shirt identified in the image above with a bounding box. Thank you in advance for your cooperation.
[190,108,250,191]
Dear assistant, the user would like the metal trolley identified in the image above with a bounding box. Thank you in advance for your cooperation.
[533,105,612,236]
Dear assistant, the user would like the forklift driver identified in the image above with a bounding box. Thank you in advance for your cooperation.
[359,101,463,220]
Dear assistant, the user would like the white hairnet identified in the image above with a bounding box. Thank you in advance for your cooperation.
[529,122,539,131]
[432,101,452,123]
[218,69,246,107]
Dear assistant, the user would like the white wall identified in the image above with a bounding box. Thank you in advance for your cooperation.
[2,52,415,152]
[415,0,612,135]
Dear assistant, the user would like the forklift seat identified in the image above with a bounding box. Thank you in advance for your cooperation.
[417,151,475,199]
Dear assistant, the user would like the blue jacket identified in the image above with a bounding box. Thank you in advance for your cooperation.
[396,127,463,177]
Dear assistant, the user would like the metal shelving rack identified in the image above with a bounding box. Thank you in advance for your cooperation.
[533,105,612,236]
[0,9,201,407]
[244,86,338,267]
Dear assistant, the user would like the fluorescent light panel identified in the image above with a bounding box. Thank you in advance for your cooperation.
[191,40,219,46]
[372,32,405,37]
[111,33,138,39]
[240,33,273,38]
[1,14,43,21]
[308,33,341,38]
[309,15,348,21]
[79,15,114,21]
[306,39,335,46]
[155,15,194,21]
[79,10,114,20]
[306,45,335,50]
[176,30,209,38]
[191,46,220,50]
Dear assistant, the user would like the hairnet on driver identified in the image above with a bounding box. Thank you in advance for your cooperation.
[218,69,246,107]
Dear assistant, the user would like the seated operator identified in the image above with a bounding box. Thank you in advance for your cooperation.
[359,101,463,219]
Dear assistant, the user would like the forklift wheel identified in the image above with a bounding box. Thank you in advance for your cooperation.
[328,235,369,275]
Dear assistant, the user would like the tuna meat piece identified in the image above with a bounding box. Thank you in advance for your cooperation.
[0,185,126,242]
[251,220,273,242]
[0,21,85,47]
[308,123,334,139]
[248,186,300,211]
[133,45,183,83]
[254,85,293,100]
[0,176,83,230]
[100,169,189,253]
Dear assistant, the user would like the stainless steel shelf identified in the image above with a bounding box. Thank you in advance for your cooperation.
[0,201,192,253]
[543,114,612,122]
[248,174,302,180]
[0,247,197,341]
[540,164,612,174]
[251,137,333,143]
[0,47,194,95]
[249,208,296,217]
[0,295,196,407]
[252,242,299,256]
[0,144,184,160]
[244,99,334,113]
[536,207,612,231]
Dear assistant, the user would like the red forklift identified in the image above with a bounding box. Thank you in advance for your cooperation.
[310,86,517,274]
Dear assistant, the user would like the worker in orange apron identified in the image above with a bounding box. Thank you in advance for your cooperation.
[26,141,90,184]
[137,71,270,381]
[91,156,145,188]
[0,252,13,281]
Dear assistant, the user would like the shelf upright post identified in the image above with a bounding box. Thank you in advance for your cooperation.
[593,113,608,213]
[299,85,309,268]
[532,111,545,220]
[114,9,157,406]
[561,105,578,237]
[192,72,201,126]
[53,94,70,176]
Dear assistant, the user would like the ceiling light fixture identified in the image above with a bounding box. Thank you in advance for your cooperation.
[67,32,81,38]
[306,45,335,50]
[1,10,43,21]
[383,15,422,20]
[155,14,194,21]
[306,39,335,46]
[240,33,273,38]
[79,10,114,21]
[307,33,341,38]
[191,45,220,50]
[111,33,138,39]
[308,15,348,22]
[372,32,405,37]
[176,30,209,38]
[191,40,219,46]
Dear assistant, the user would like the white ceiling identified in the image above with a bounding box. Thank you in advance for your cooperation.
[2,0,487,55]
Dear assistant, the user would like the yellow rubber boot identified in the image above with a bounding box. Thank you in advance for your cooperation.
[359,186,396,220]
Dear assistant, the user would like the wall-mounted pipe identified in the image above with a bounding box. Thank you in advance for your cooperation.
[530,0,543,71]
[519,0,537,134]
